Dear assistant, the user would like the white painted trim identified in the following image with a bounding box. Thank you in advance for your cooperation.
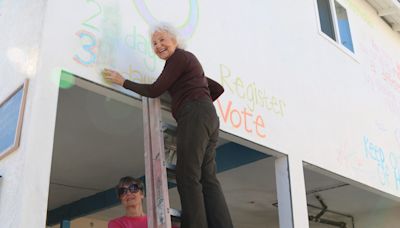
[330,0,341,44]
[288,156,309,228]
[72,74,143,109]
[275,156,309,228]
[378,7,398,16]
[275,157,294,228]
[0,79,29,160]
[391,0,400,8]
[317,30,358,62]
[303,162,400,203]
[219,130,284,158]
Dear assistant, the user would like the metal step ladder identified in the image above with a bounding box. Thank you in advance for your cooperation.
[142,97,181,228]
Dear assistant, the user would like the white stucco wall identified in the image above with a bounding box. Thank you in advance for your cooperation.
[1,0,400,227]
[35,0,400,196]
[355,206,400,228]
[0,0,60,227]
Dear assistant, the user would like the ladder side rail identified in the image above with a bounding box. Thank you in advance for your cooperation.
[149,97,172,228]
[143,97,172,228]
[143,97,156,228]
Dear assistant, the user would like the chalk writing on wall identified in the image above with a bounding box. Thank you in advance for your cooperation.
[389,152,400,190]
[216,99,266,139]
[121,64,157,84]
[132,0,199,39]
[97,3,122,68]
[73,0,200,83]
[336,139,365,174]
[360,39,400,119]
[375,121,388,132]
[73,1,122,69]
[71,1,283,141]
[363,136,400,190]
[82,0,102,32]
[73,30,97,66]
[216,64,288,139]
[73,0,102,67]
[124,25,160,73]
[219,64,286,117]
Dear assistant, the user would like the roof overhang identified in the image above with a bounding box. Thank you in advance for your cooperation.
[366,0,400,33]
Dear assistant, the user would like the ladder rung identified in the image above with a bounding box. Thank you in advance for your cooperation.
[166,163,177,182]
[166,163,176,171]
[162,123,177,136]
[165,144,177,151]
[170,208,182,219]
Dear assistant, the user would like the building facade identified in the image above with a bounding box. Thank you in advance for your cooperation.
[1,0,400,227]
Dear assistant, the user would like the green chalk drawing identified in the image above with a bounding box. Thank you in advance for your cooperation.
[82,0,103,32]
[131,0,199,39]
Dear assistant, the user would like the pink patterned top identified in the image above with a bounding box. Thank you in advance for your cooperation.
[108,216,147,228]
[108,216,179,228]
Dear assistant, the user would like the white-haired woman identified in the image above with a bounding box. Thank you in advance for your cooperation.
[103,23,233,228]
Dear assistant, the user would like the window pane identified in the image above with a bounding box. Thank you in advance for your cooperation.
[317,0,336,40]
[335,1,354,52]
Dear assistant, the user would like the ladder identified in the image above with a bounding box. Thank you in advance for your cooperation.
[142,97,180,228]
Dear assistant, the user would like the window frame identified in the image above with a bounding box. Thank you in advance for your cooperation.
[0,79,29,160]
[314,0,358,60]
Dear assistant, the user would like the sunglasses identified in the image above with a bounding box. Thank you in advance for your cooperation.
[118,183,142,197]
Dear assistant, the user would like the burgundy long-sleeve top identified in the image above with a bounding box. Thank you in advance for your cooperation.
[123,48,224,119]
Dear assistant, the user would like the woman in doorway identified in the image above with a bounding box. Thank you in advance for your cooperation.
[103,23,233,228]
[108,177,147,228]
[109,176,180,228]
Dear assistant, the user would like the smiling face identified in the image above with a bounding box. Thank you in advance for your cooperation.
[151,30,178,60]
[119,184,144,209]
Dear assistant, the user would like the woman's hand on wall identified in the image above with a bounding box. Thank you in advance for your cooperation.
[102,68,126,86]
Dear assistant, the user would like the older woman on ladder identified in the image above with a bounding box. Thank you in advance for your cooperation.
[103,23,233,228]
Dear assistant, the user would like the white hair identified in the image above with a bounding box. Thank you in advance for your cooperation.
[149,22,185,49]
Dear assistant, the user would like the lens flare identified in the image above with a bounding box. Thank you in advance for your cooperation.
[59,71,75,89]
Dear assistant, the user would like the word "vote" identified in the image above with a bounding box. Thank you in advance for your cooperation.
[216,99,266,138]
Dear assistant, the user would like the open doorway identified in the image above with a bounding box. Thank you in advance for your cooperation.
[46,72,281,228]
[303,164,400,228]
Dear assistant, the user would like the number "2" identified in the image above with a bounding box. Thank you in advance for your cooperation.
[82,0,102,32]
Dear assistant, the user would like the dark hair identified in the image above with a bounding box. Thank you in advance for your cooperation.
[115,176,144,197]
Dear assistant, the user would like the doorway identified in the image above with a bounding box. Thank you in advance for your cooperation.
[46,72,281,228]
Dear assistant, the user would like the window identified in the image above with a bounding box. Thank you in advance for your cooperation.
[316,0,354,52]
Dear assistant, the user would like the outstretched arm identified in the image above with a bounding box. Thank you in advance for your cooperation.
[103,50,186,98]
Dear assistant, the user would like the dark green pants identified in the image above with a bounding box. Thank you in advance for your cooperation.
[176,98,233,228]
